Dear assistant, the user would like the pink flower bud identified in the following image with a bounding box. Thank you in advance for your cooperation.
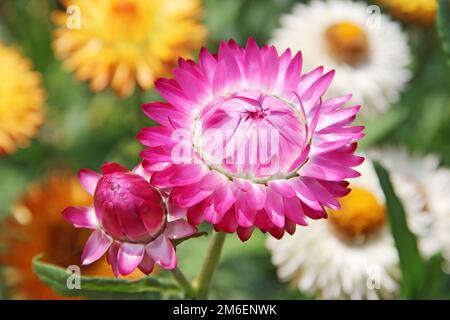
[62,162,197,277]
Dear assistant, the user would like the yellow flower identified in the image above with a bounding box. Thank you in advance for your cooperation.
[377,0,438,25]
[52,0,207,97]
[0,43,45,157]
[1,172,130,299]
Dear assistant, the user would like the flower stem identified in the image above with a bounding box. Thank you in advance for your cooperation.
[194,231,227,299]
[171,267,195,299]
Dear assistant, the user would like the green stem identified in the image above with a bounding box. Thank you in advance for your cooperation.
[194,231,227,299]
[171,267,196,299]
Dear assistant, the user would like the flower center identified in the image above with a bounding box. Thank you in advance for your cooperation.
[194,90,308,181]
[112,0,138,16]
[324,22,369,66]
[327,187,386,241]
[108,0,151,43]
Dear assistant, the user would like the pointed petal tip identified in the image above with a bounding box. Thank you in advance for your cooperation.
[78,168,101,195]
[62,206,98,229]
[80,230,112,266]
[147,236,178,270]
[117,243,145,276]
[101,162,129,174]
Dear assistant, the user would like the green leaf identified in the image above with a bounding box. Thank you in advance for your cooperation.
[173,232,208,246]
[419,254,450,299]
[373,161,426,299]
[437,0,450,64]
[359,107,408,149]
[33,255,182,300]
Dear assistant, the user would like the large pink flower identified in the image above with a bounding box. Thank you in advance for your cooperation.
[62,162,197,277]
[138,38,364,241]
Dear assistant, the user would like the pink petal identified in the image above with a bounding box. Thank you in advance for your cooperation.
[141,102,189,128]
[199,47,218,84]
[301,70,335,114]
[213,185,236,214]
[107,242,120,277]
[101,162,129,174]
[283,198,308,226]
[298,66,324,94]
[171,184,213,208]
[204,197,225,224]
[154,78,192,113]
[187,202,205,225]
[268,180,296,198]
[62,206,98,229]
[260,46,279,91]
[132,162,151,181]
[316,105,361,131]
[213,59,229,95]
[236,192,257,227]
[173,67,210,103]
[300,163,346,181]
[167,201,188,221]
[137,126,173,148]
[283,51,303,91]
[117,243,145,276]
[81,230,112,265]
[214,208,238,233]
[199,170,228,191]
[264,190,285,228]
[318,180,351,198]
[302,203,326,220]
[146,236,177,269]
[244,37,262,85]
[268,227,285,240]
[78,169,101,195]
[214,43,242,94]
[310,138,354,157]
[169,164,209,186]
[285,219,296,235]
[164,219,197,240]
[254,209,275,231]
[289,178,323,211]
[302,177,340,210]
[276,48,292,88]
[237,226,255,242]
[321,94,353,113]
[247,184,267,210]
[138,253,155,275]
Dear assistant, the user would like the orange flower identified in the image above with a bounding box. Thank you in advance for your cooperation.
[377,0,438,25]
[0,42,45,157]
[52,0,206,97]
[1,171,142,299]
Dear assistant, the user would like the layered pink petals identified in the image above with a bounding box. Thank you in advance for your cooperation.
[139,38,363,240]
[117,243,145,276]
[164,219,197,239]
[146,236,177,269]
[81,230,112,265]
[62,162,198,277]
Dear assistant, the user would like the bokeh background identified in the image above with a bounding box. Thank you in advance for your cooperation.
[0,0,449,299]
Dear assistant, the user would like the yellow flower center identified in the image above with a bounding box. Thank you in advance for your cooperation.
[112,0,138,16]
[324,22,369,66]
[107,0,151,42]
[328,187,386,241]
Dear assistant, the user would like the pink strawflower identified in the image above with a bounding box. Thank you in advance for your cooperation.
[138,38,364,241]
[62,162,197,277]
